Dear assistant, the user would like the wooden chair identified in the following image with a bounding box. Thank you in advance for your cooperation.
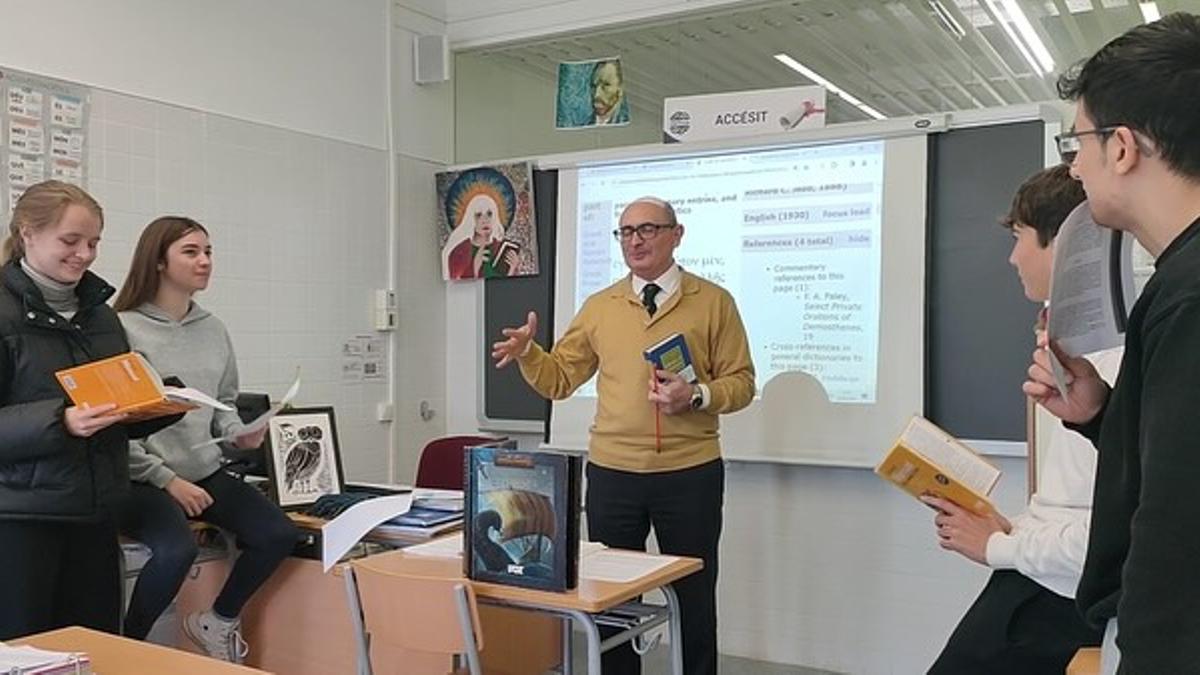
[414,435,501,490]
[346,557,490,675]
[1067,647,1101,675]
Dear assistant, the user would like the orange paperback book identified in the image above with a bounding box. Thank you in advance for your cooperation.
[55,352,231,422]
[875,415,999,516]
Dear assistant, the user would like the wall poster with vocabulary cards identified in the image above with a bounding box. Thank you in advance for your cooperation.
[0,67,90,214]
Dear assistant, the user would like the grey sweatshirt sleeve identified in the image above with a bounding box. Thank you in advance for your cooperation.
[128,437,176,487]
[211,328,244,441]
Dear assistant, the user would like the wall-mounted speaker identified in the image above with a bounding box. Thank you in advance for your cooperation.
[413,34,449,85]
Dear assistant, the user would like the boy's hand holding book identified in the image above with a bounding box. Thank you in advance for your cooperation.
[922,494,1012,565]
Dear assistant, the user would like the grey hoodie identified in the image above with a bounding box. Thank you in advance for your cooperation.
[119,302,244,487]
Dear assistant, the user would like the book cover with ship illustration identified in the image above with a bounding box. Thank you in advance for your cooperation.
[464,446,582,591]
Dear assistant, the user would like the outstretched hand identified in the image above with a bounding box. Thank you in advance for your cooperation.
[492,311,538,368]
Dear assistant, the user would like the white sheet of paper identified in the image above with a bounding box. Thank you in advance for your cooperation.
[1048,204,1135,354]
[580,548,679,583]
[321,493,413,572]
[403,532,464,558]
[192,370,301,450]
[166,386,233,411]
[0,643,84,668]
[1046,203,1134,399]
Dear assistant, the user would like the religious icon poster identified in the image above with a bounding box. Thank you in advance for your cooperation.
[436,161,538,282]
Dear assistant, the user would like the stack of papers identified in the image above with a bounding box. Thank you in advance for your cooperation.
[0,643,92,674]
[376,488,464,538]
[580,548,679,583]
[408,536,678,585]
[411,488,464,512]
[403,532,464,558]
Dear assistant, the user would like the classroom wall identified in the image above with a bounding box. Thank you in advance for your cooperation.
[454,53,662,165]
[391,0,456,482]
[78,89,393,482]
[1,0,396,481]
[0,0,389,149]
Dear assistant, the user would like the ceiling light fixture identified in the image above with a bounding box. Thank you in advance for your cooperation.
[928,0,966,40]
[984,0,1055,76]
[773,53,887,120]
[1139,2,1161,23]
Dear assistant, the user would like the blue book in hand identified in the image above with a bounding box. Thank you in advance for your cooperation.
[644,332,697,384]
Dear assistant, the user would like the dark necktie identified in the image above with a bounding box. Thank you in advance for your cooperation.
[642,283,662,317]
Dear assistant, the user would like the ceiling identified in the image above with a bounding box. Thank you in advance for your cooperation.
[459,0,1192,123]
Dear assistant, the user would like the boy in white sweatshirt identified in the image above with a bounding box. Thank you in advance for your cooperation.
[926,165,1119,674]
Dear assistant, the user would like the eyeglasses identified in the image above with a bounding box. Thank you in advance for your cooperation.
[1054,126,1120,164]
[612,222,677,242]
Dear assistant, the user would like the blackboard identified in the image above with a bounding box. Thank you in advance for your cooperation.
[481,169,557,430]
[484,121,1047,448]
[925,120,1045,441]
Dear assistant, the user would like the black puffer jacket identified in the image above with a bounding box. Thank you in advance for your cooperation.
[0,260,172,521]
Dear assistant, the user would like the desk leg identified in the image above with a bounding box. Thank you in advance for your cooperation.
[563,609,601,675]
[663,584,683,675]
[342,567,373,675]
[561,617,574,674]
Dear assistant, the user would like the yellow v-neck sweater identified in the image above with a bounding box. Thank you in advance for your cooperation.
[518,271,755,472]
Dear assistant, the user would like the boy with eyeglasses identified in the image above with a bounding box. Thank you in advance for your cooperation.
[1024,13,1200,674]
[492,196,754,675]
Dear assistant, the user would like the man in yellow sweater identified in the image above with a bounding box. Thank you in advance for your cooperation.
[493,196,754,675]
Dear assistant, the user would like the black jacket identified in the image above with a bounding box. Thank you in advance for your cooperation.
[1069,216,1200,674]
[0,260,171,521]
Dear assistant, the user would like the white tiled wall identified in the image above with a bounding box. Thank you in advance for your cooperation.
[84,88,393,482]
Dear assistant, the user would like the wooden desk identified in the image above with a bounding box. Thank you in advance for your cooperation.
[13,626,269,675]
[351,548,703,674]
[177,555,560,675]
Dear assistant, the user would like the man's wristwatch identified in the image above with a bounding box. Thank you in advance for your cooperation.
[689,384,704,410]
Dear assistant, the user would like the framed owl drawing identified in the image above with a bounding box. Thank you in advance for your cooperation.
[264,406,345,509]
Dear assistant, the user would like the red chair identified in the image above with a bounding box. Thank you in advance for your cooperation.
[415,435,502,490]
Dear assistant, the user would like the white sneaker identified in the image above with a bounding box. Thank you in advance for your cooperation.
[183,610,249,664]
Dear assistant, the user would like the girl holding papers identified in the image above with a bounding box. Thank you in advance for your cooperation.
[113,216,297,663]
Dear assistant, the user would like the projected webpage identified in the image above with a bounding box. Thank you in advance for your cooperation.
[575,140,885,403]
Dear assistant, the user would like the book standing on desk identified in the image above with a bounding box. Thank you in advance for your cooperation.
[464,446,582,591]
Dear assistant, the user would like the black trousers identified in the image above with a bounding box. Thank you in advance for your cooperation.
[929,569,1103,675]
[0,517,122,640]
[118,470,299,639]
[586,459,723,675]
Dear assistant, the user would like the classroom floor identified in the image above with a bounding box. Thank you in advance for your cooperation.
[568,634,842,674]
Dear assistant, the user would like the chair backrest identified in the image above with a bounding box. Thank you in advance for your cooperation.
[415,435,500,490]
[351,559,485,671]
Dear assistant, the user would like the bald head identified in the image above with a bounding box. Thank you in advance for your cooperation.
[617,196,683,280]
[619,196,677,226]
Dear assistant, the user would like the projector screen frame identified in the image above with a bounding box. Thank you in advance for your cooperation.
[473,104,1066,463]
